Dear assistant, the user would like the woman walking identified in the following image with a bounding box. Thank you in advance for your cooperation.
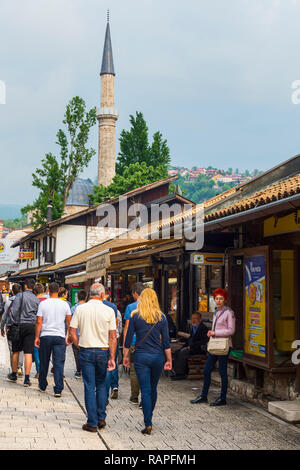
[191,288,235,406]
[123,288,172,435]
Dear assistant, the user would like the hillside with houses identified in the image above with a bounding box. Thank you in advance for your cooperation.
[168,166,262,203]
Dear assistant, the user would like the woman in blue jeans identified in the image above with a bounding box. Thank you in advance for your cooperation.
[123,288,172,435]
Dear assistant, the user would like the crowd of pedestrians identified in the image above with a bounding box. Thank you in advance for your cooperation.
[0,278,235,435]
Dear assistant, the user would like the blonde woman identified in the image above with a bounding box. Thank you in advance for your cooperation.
[123,288,172,435]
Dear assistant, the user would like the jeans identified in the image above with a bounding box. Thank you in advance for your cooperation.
[33,346,40,373]
[201,352,230,400]
[134,351,164,427]
[130,346,140,399]
[39,336,66,394]
[72,344,81,373]
[80,348,109,427]
[105,340,119,397]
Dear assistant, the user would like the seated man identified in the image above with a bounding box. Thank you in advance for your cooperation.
[171,312,209,380]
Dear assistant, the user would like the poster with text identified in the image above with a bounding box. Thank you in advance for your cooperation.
[244,255,266,358]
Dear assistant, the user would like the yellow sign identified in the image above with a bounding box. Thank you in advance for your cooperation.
[244,256,266,358]
[19,250,34,260]
[36,275,49,283]
[264,210,300,237]
[191,253,224,266]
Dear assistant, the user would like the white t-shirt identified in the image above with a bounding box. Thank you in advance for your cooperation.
[70,299,116,348]
[37,298,71,338]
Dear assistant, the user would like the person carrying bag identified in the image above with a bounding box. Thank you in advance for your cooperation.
[207,307,230,355]
[191,288,235,407]
[8,293,24,343]
[123,288,172,435]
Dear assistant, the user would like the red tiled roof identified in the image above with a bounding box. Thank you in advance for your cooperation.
[205,173,300,222]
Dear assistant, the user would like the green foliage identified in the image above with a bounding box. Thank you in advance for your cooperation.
[92,111,171,204]
[175,173,236,204]
[4,215,27,229]
[91,162,168,203]
[116,112,170,174]
[22,97,96,228]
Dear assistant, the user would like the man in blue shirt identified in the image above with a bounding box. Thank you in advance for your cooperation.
[123,282,145,405]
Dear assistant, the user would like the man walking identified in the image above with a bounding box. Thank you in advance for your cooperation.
[69,283,117,433]
[8,278,40,387]
[123,282,145,405]
[34,282,71,397]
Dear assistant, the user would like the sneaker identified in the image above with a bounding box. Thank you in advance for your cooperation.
[74,371,82,379]
[54,393,62,398]
[38,387,46,393]
[17,368,23,377]
[7,372,17,382]
[111,388,118,399]
[129,397,139,405]
[23,379,32,387]
[34,372,39,379]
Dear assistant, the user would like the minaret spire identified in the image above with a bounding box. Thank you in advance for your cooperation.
[100,10,115,76]
[97,13,118,187]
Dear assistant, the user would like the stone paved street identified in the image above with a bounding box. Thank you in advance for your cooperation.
[1,335,300,450]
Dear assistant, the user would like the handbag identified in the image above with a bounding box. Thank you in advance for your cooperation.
[207,308,230,356]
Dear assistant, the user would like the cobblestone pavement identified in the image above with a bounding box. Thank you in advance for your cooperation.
[1,335,300,450]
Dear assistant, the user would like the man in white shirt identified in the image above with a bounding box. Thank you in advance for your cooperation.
[34,282,71,397]
[69,283,117,433]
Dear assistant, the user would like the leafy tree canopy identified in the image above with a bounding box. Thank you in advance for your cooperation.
[22,97,96,228]
[92,112,170,204]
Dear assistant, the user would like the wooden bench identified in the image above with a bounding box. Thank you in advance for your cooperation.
[187,354,207,380]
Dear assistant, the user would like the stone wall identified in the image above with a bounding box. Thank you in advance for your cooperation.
[87,226,128,250]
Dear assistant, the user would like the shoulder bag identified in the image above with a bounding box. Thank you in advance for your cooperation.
[8,294,24,343]
[135,322,157,349]
[207,308,230,356]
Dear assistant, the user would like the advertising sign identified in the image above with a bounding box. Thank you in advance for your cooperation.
[19,250,34,260]
[0,238,20,273]
[244,255,266,358]
[191,252,225,266]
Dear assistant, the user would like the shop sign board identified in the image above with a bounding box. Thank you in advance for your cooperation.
[244,255,266,358]
[190,252,224,266]
[19,250,34,260]
[86,253,111,279]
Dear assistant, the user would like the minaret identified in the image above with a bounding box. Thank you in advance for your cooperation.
[97,11,118,187]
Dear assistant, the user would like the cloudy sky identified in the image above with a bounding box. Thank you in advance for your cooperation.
[1,0,300,205]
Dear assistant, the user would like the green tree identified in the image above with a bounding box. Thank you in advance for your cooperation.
[91,162,168,203]
[92,111,171,204]
[23,97,96,228]
[116,112,170,175]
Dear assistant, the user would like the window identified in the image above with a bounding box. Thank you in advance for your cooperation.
[195,265,224,314]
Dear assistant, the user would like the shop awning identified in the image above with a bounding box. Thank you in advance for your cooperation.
[65,271,88,284]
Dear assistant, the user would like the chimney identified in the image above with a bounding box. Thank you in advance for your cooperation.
[47,200,53,223]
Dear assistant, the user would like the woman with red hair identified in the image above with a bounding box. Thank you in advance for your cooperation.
[191,288,235,407]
